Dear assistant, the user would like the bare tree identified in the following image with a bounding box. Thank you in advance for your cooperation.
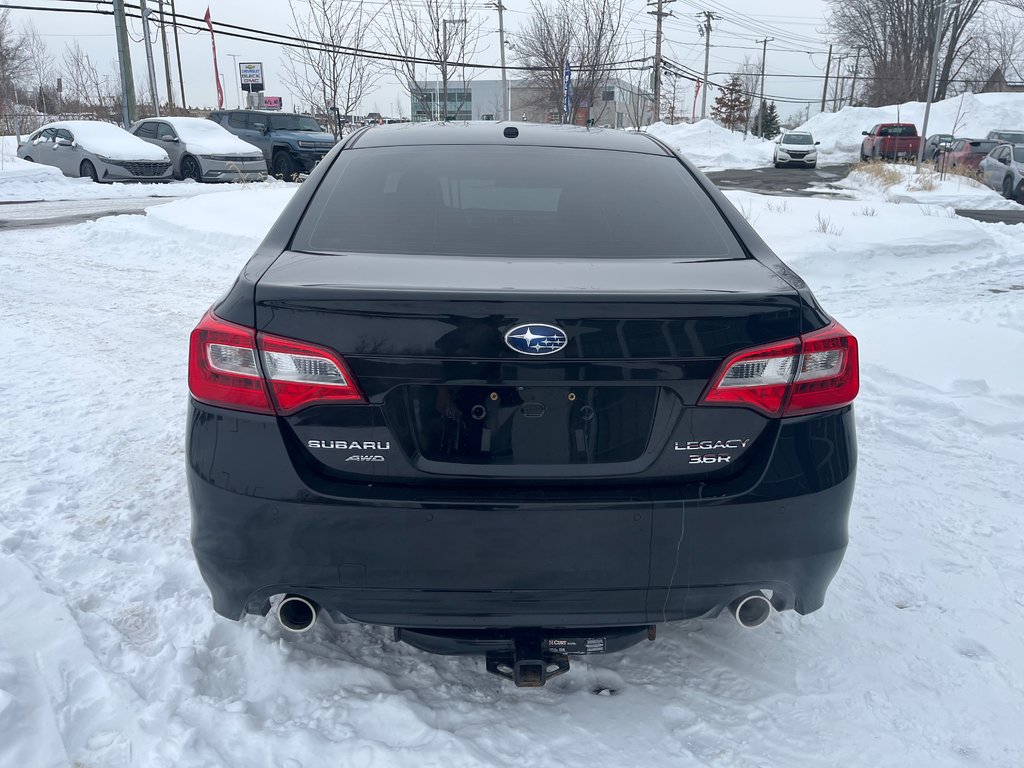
[513,0,630,125]
[378,0,484,121]
[827,0,984,106]
[20,22,56,114]
[283,0,384,137]
[957,5,1024,91]
[0,10,30,116]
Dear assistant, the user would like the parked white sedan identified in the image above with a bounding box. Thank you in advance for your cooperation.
[17,121,173,183]
[130,117,267,183]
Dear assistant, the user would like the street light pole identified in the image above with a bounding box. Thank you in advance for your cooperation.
[227,54,242,108]
[441,18,467,121]
[916,0,947,172]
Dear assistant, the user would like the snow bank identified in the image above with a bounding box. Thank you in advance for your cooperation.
[646,119,775,170]
[160,117,263,156]
[832,162,1023,208]
[144,183,297,243]
[797,91,1024,163]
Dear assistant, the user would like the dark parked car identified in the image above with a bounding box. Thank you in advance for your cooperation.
[187,123,859,687]
[935,139,999,172]
[985,129,1024,144]
[924,133,955,160]
[208,109,336,179]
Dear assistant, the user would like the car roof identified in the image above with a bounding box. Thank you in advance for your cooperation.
[348,122,671,155]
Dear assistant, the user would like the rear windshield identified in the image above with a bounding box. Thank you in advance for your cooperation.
[292,146,745,259]
[969,141,998,154]
[880,125,917,136]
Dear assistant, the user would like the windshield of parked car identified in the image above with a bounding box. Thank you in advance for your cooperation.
[267,115,323,132]
[993,131,1024,144]
[782,133,813,145]
[1014,148,1024,163]
[294,146,746,259]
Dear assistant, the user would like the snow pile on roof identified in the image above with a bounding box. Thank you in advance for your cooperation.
[47,120,169,161]
[646,119,775,170]
[160,117,263,156]
[830,161,1023,208]
[796,91,1024,164]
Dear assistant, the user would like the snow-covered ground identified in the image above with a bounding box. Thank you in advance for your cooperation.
[1,185,1023,767]
[821,162,1024,209]
[650,91,1024,173]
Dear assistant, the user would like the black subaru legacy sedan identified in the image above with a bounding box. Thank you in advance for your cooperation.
[187,122,858,687]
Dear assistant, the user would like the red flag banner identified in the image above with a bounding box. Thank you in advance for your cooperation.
[204,7,224,109]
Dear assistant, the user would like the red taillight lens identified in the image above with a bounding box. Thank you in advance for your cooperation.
[257,333,364,415]
[701,322,858,417]
[787,323,859,416]
[188,310,364,415]
[189,311,274,414]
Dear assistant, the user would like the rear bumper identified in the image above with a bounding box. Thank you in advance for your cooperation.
[187,402,856,628]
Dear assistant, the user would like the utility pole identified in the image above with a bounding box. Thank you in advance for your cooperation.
[831,54,844,111]
[698,11,717,120]
[139,0,161,116]
[916,0,947,171]
[756,37,772,137]
[157,0,174,109]
[649,0,675,124]
[112,0,137,126]
[848,46,861,106]
[170,0,187,108]
[488,2,509,120]
[819,43,833,113]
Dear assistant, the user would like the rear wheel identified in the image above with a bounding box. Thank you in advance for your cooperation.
[181,155,203,182]
[1003,175,1017,200]
[80,160,98,182]
[23,156,33,162]
[272,151,299,181]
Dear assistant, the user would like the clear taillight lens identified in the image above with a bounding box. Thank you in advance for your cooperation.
[188,309,363,415]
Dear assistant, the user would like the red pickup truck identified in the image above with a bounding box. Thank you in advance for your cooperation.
[860,123,922,161]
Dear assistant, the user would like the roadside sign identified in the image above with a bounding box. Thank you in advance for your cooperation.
[239,62,264,93]
[263,96,282,110]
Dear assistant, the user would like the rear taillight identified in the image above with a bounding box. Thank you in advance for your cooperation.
[257,333,363,414]
[189,311,273,414]
[701,322,858,417]
[188,310,363,415]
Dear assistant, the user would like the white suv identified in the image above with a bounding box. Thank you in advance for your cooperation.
[774,132,819,169]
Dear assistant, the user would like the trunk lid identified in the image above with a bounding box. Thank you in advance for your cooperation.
[254,251,807,484]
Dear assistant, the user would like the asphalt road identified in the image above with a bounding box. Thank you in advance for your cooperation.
[706,163,1024,225]
[706,164,853,196]
[0,198,174,230]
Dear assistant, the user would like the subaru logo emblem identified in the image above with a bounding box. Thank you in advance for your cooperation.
[504,323,568,356]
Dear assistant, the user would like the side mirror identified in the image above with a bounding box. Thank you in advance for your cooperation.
[161,136,179,143]
[815,141,821,145]
[861,131,869,136]
[55,137,73,147]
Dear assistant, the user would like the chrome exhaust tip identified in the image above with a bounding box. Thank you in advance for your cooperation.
[729,591,772,629]
[277,594,319,633]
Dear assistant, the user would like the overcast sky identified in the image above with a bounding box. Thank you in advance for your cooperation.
[10,0,836,121]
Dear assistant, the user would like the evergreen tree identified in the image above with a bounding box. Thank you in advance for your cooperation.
[710,75,748,132]
[751,100,781,138]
